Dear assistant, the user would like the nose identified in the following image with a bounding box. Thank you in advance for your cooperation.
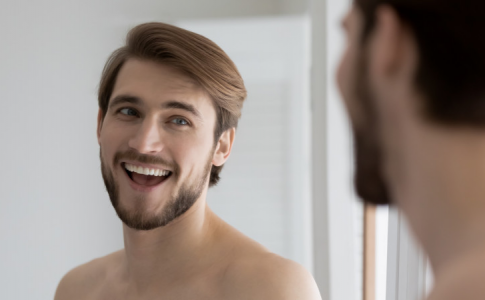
[128,117,164,154]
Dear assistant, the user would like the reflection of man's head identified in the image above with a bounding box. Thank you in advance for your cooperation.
[338,0,485,205]
[97,23,246,230]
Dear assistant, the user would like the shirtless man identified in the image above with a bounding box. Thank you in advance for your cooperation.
[338,0,485,299]
[54,23,321,300]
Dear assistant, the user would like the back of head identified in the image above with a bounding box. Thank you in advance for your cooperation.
[98,22,247,186]
[355,0,485,127]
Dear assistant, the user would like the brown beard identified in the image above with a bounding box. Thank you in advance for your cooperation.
[100,149,213,230]
[351,50,392,205]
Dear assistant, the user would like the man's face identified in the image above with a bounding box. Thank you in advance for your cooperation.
[337,7,392,205]
[98,59,217,230]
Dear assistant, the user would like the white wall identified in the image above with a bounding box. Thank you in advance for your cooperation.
[0,1,311,299]
[280,0,309,14]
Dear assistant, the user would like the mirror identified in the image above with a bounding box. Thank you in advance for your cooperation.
[0,1,375,299]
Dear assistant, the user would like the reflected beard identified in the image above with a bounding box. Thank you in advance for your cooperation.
[353,127,391,205]
[351,51,392,205]
[100,150,213,230]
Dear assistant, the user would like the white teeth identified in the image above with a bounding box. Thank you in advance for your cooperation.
[124,163,170,177]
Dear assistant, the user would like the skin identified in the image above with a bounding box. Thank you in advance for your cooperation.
[338,5,485,300]
[54,59,321,300]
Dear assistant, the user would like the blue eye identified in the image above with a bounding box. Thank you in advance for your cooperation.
[119,108,138,116]
[171,118,189,125]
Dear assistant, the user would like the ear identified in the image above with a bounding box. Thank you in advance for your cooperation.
[369,5,414,80]
[212,128,236,167]
[97,109,104,145]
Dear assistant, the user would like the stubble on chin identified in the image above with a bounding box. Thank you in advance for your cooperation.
[99,149,213,230]
[351,52,392,206]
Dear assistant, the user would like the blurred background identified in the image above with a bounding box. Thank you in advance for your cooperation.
[0,0,411,299]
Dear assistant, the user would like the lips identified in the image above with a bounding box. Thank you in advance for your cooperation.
[124,162,172,177]
[122,162,172,190]
[130,172,166,186]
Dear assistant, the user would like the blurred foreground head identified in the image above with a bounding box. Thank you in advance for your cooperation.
[337,0,485,205]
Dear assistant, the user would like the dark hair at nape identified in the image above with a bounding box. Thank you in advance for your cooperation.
[355,0,485,127]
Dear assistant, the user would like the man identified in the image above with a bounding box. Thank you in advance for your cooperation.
[54,23,321,300]
[338,0,485,299]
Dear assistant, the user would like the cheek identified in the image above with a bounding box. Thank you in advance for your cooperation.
[171,134,213,168]
[99,136,115,167]
[337,44,355,108]
[336,48,348,92]
[337,38,374,133]
[99,122,128,162]
[337,45,361,124]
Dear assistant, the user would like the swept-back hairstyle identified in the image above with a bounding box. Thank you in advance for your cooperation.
[98,22,247,187]
[355,0,485,127]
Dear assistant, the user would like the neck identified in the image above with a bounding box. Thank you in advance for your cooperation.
[119,191,221,292]
[387,120,485,279]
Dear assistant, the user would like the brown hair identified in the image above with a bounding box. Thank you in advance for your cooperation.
[355,0,485,127]
[98,22,247,187]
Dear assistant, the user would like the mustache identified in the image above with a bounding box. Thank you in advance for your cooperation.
[113,149,180,175]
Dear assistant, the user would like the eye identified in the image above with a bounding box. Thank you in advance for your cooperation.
[171,118,189,126]
[119,107,138,117]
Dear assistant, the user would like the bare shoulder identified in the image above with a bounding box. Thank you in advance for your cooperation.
[427,259,485,300]
[221,251,321,300]
[212,218,321,300]
[427,276,485,300]
[54,250,122,300]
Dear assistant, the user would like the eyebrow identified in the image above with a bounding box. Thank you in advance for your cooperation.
[109,95,142,109]
[109,94,202,119]
[161,101,202,120]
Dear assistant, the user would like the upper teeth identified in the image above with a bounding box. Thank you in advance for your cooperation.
[124,163,170,177]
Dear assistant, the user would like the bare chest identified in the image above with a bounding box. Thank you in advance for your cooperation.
[90,275,230,300]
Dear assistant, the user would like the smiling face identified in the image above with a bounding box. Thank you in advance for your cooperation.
[98,59,229,230]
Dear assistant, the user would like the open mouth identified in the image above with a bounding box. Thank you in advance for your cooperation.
[122,163,172,187]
